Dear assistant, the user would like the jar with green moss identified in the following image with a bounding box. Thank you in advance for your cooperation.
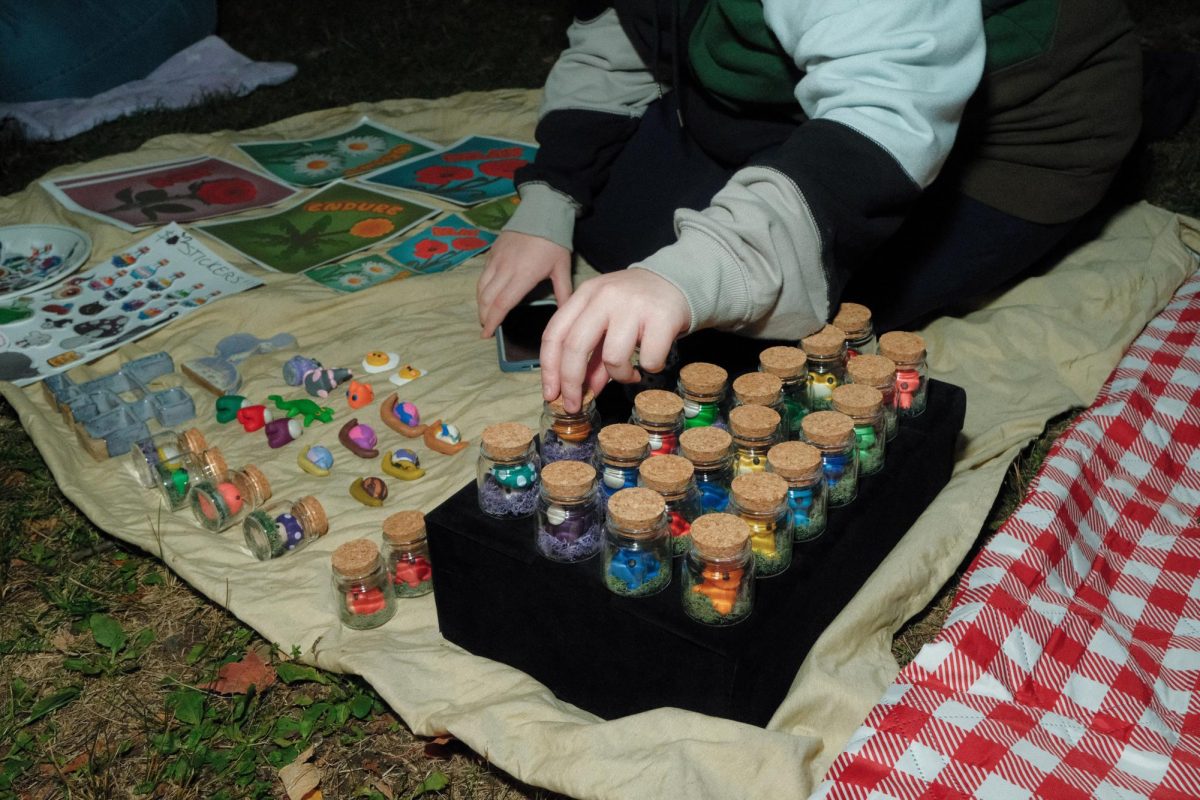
[728,472,792,578]
[766,441,828,543]
[331,538,396,630]
[801,325,847,411]
[382,511,434,597]
[758,345,808,437]
[832,384,886,476]
[682,513,754,625]
[603,488,671,598]
[846,353,899,441]
[155,447,226,512]
[800,411,859,507]
[244,495,328,560]
[638,454,702,556]
[729,404,782,477]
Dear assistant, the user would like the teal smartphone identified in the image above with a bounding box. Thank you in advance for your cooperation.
[496,299,557,372]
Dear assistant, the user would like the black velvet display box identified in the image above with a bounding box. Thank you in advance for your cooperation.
[427,367,965,727]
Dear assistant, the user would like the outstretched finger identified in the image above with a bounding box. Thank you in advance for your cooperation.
[539,291,589,402]
[557,306,608,412]
[600,316,640,384]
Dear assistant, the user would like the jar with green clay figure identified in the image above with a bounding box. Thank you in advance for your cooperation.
[131,427,208,489]
[155,447,226,512]
[832,384,887,476]
[676,362,728,430]
[846,353,899,441]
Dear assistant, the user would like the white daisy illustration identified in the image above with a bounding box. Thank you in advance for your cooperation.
[339,274,367,289]
[361,260,394,277]
[292,153,343,177]
[336,136,387,159]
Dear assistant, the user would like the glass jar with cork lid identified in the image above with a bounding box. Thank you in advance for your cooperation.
[846,353,898,440]
[381,510,434,597]
[243,495,329,560]
[758,345,808,436]
[331,538,396,630]
[190,464,272,532]
[766,441,828,542]
[131,427,208,489]
[629,389,684,456]
[537,459,604,563]
[603,487,671,597]
[477,422,541,519]
[155,447,227,512]
[638,454,702,556]
[832,302,877,357]
[539,389,600,465]
[728,472,793,577]
[679,426,734,513]
[595,423,651,503]
[879,331,928,418]
[832,384,886,476]
[800,410,859,507]
[731,371,790,439]
[728,404,782,476]
[801,324,847,411]
[676,362,728,430]
[682,513,755,625]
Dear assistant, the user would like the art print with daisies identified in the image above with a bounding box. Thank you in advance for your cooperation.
[234,117,441,187]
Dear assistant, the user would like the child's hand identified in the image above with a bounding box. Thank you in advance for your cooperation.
[540,269,691,412]
[477,231,572,338]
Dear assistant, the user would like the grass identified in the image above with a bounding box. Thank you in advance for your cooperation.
[1,0,1198,796]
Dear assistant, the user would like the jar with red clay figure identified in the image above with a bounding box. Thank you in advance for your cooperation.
[381,511,433,598]
[846,354,898,441]
[682,513,755,626]
[832,302,877,358]
[801,325,847,412]
[156,447,227,512]
[731,371,790,440]
[638,454,702,556]
[243,496,328,561]
[190,464,272,533]
[130,427,208,489]
[331,538,396,630]
[539,390,600,465]
[629,389,684,456]
[879,331,928,418]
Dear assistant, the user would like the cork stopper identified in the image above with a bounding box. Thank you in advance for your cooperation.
[638,454,694,494]
[846,354,896,388]
[758,346,806,380]
[801,324,846,358]
[730,472,788,513]
[678,362,728,397]
[801,411,855,447]
[382,510,426,545]
[728,404,781,441]
[481,421,534,460]
[547,389,595,415]
[689,513,751,560]
[294,496,329,537]
[233,465,272,503]
[732,372,783,406]
[832,384,883,418]
[633,389,684,424]
[331,538,381,578]
[879,331,926,364]
[766,441,823,481]
[198,448,227,478]
[541,460,597,499]
[598,423,650,460]
[832,302,873,337]
[180,428,208,453]
[679,426,733,463]
[607,487,666,532]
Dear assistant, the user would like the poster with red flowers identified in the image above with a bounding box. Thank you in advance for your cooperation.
[359,135,536,206]
[386,213,498,275]
[41,156,298,232]
[194,181,438,273]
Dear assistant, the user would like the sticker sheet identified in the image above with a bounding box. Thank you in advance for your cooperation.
[0,224,262,387]
[194,181,438,274]
[234,116,441,187]
[360,135,536,206]
[386,214,497,274]
[304,254,414,293]
[41,156,298,232]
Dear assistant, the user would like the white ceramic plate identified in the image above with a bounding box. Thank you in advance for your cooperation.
[0,224,92,302]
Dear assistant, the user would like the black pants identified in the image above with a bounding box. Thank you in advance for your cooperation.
[574,96,1080,333]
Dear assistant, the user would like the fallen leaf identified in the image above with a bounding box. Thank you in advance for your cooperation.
[202,649,277,694]
[61,753,89,774]
[279,745,321,800]
[49,629,76,653]
[362,758,381,775]
[422,734,458,760]
[369,778,395,800]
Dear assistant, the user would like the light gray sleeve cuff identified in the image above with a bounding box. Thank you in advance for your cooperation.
[502,182,579,252]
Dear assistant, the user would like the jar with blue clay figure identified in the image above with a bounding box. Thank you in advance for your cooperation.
[539,390,600,465]
[800,411,859,508]
[677,362,728,430]
[156,447,227,512]
[846,354,899,441]
[130,427,208,489]
[879,331,928,419]
[758,346,808,438]
[766,441,828,543]
[728,472,793,578]
[832,302,877,358]
[731,371,790,440]
[603,488,671,598]
[595,423,650,505]
[683,513,755,625]
[244,496,328,560]
[477,422,540,519]
[638,454,702,556]
[832,384,887,476]
[728,404,782,477]
[537,460,604,563]
[679,426,734,514]
[630,389,685,456]
[801,325,847,412]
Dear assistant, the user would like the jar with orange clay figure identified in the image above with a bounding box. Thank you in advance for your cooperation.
[190,464,272,533]
[539,390,599,465]
[682,513,754,625]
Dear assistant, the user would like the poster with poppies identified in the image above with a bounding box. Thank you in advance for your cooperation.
[386,214,497,274]
[360,135,536,206]
[195,181,438,273]
[304,254,413,293]
[233,116,441,187]
[41,156,298,232]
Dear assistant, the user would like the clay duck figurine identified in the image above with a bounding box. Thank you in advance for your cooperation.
[380,393,426,437]
[424,420,469,455]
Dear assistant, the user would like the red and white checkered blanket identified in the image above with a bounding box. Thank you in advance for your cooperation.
[816,268,1200,800]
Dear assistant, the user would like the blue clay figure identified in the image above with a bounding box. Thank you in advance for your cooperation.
[788,486,815,526]
[298,445,334,477]
[608,548,662,591]
[697,481,730,513]
[823,452,850,485]
[283,355,322,386]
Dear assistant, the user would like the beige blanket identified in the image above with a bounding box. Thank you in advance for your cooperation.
[2,89,1197,799]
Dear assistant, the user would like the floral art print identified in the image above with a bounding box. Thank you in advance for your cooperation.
[361,135,537,206]
[386,213,497,274]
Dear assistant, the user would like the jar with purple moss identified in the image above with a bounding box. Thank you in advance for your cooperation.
[476,422,541,519]
[536,460,604,563]
[539,390,599,465]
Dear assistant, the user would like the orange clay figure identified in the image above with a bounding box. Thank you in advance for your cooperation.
[692,565,745,615]
[552,415,592,443]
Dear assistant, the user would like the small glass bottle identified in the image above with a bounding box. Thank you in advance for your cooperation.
[603,487,672,598]
[536,460,604,563]
[156,447,227,512]
[244,495,329,560]
[595,423,651,504]
[846,354,899,441]
[682,513,755,626]
[879,331,928,418]
[190,464,272,533]
[832,301,877,357]
[638,454,702,556]
[758,346,808,437]
[331,538,396,630]
[678,426,734,513]
[731,371,789,439]
[766,441,828,543]
[832,384,886,476]
[800,411,859,507]
[477,422,541,519]
[801,324,847,412]
[728,472,793,578]
[677,362,728,430]
[130,427,208,489]
[629,389,684,456]
[728,404,782,476]
[382,510,434,597]
[539,389,600,465]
